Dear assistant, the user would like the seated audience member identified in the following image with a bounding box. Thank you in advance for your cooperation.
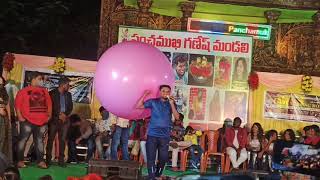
[169,113,192,171]
[298,126,310,143]
[304,124,320,147]
[272,129,295,168]
[67,114,94,163]
[225,117,248,170]
[95,106,112,160]
[258,129,278,171]
[184,126,203,169]
[128,119,142,158]
[217,118,233,153]
[247,123,267,170]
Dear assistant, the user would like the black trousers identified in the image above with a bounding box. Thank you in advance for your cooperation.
[46,119,69,163]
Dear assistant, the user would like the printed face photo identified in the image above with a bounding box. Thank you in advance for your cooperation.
[174,86,188,115]
[223,91,248,123]
[214,56,232,89]
[188,87,207,121]
[172,53,189,85]
[231,57,249,90]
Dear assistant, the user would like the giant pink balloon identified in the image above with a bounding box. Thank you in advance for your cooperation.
[94,41,174,120]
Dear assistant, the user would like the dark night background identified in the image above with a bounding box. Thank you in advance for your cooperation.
[0,0,101,62]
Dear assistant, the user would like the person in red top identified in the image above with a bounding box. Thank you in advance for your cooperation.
[225,117,248,169]
[304,125,320,147]
[15,72,52,169]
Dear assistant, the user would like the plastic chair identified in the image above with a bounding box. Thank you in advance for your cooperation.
[200,130,225,173]
[180,132,206,171]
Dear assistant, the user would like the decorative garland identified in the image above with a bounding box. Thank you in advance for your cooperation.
[301,75,312,93]
[248,71,259,90]
[2,52,15,72]
[52,57,66,73]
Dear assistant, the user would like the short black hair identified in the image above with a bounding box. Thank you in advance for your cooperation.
[185,126,194,135]
[99,106,106,113]
[265,129,278,140]
[69,114,81,124]
[173,54,187,66]
[233,117,242,123]
[30,71,42,80]
[178,113,184,121]
[159,85,171,91]
[58,77,70,86]
[303,125,311,132]
[310,124,320,133]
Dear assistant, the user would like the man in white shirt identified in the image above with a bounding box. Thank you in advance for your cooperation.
[95,106,112,159]
[110,115,130,160]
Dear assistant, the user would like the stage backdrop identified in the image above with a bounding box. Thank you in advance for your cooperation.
[5,54,100,120]
[118,26,253,129]
[250,72,320,132]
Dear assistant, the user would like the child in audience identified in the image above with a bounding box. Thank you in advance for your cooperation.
[140,117,150,164]
[169,113,192,171]
[184,126,203,169]
[304,125,320,147]
[258,129,278,171]
[128,119,142,158]
[247,123,267,170]
[299,126,310,143]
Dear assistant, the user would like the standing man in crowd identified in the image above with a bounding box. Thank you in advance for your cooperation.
[46,77,73,167]
[110,116,130,160]
[15,72,52,168]
[136,85,180,180]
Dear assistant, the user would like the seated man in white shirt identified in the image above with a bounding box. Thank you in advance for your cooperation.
[95,106,112,160]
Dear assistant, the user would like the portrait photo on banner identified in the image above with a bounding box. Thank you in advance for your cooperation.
[231,57,249,90]
[214,56,232,89]
[209,89,223,123]
[172,53,189,85]
[173,85,188,116]
[188,54,214,87]
[223,90,248,123]
[23,69,94,104]
[188,87,207,121]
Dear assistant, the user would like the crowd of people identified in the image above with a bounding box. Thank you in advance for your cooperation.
[0,71,320,180]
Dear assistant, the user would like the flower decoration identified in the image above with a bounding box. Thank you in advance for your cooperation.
[248,71,259,90]
[2,52,15,72]
[52,57,66,73]
[301,75,312,93]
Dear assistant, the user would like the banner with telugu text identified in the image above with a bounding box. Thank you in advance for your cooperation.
[264,91,320,123]
[118,26,253,127]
